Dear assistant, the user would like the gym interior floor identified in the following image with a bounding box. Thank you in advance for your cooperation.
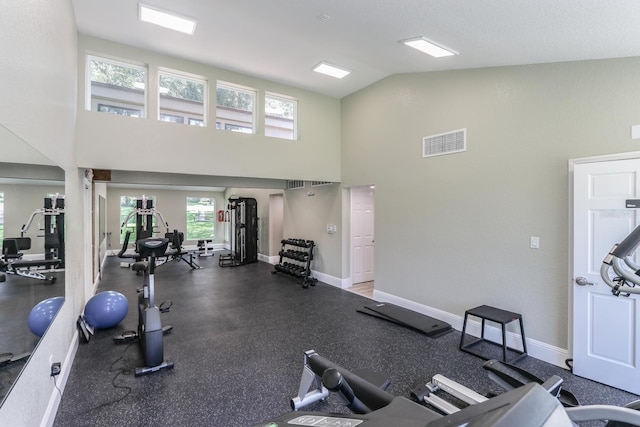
[52,255,638,426]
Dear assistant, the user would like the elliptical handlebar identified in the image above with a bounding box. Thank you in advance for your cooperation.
[600,224,640,296]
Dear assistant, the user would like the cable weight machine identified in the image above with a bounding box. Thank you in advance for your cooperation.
[219,196,258,267]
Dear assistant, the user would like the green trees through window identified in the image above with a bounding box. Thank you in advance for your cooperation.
[90,59,146,89]
[216,82,255,133]
[159,71,206,126]
[186,197,214,240]
[159,74,204,102]
[86,54,297,137]
[89,56,147,117]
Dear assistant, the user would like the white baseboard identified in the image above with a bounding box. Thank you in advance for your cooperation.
[41,331,79,427]
[373,290,570,369]
[310,269,350,289]
[259,254,280,264]
[263,264,349,287]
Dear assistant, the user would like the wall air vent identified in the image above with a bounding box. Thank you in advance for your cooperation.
[286,180,305,190]
[311,181,332,187]
[422,128,466,158]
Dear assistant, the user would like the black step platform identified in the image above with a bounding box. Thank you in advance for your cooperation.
[358,302,452,338]
[459,305,527,363]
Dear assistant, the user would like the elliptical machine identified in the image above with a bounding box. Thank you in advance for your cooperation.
[114,237,174,376]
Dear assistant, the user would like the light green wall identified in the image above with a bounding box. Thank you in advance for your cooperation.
[75,36,342,182]
[341,57,640,348]
[283,183,343,278]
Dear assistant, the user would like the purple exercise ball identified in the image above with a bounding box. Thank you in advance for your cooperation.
[84,291,128,329]
[28,296,65,337]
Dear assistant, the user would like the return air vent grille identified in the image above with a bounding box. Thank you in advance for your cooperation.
[422,128,466,158]
[286,180,305,190]
[311,181,332,187]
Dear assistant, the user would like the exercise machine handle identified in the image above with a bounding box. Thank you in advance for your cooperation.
[322,368,370,414]
[612,225,640,258]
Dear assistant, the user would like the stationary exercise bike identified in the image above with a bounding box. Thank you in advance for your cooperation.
[114,237,174,376]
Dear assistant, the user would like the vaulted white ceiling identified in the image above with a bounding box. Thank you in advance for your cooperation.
[72,0,640,98]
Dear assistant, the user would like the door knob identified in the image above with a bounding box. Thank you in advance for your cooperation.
[575,277,595,286]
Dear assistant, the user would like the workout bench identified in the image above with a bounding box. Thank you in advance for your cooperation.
[1,237,60,284]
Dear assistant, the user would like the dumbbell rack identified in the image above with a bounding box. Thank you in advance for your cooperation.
[272,239,317,288]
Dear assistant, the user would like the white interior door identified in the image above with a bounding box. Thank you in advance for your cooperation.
[572,158,640,394]
[351,186,375,285]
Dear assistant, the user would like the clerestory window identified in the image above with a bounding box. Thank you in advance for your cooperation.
[87,55,147,118]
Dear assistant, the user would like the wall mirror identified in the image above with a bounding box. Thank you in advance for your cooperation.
[0,124,65,405]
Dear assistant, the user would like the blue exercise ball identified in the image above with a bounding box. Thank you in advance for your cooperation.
[84,291,128,329]
[28,296,65,337]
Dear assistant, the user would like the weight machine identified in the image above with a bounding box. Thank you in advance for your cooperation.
[118,197,200,269]
[1,195,65,283]
[219,196,258,267]
[120,196,169,242]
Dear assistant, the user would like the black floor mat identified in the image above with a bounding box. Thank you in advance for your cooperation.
[358,302,452,338]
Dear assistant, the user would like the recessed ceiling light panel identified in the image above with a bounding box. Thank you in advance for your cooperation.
[402,37,457,58]
[313,62,351,79]
[139,3,197,35]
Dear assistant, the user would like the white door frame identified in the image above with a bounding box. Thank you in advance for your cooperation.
[568,150,640,355]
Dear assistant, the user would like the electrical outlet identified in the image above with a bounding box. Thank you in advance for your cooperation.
[51,362,61,377]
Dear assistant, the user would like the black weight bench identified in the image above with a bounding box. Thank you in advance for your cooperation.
[1,237,60,284]
[163,230,201,270]
[10,259,60,270]
[118,230,201,270]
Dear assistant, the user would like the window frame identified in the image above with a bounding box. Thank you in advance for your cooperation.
[216,81,257,134]
[158,68,208,127]
[265,92,298,140]
[86,54,148,118]
[185,197,215,241]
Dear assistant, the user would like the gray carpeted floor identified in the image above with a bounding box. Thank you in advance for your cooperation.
[53,254,638,426]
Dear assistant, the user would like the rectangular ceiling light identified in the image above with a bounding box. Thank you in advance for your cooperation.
[139,4,197,35]
[402,37,457,58]
[313,62,351,79]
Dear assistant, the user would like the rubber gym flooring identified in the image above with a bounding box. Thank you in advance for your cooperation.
[53,254,638,426]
